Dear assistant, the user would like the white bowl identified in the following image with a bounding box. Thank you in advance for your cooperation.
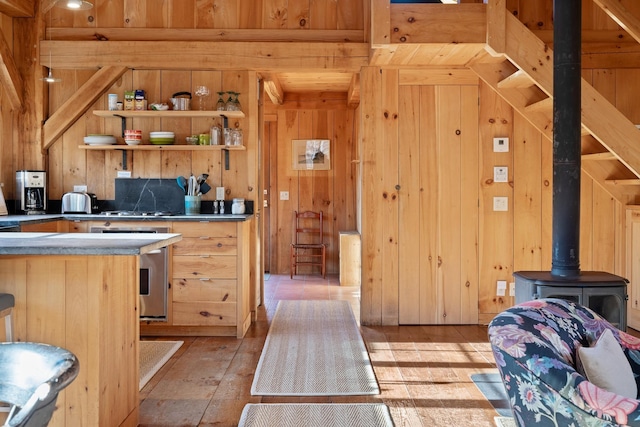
[84,135,117,145]
[149,131,174,137]
[124,139,141,145]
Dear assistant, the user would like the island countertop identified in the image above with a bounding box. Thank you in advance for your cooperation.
[0,232,182,255]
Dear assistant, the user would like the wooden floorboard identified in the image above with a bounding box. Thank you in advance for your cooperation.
[139,274,502,427]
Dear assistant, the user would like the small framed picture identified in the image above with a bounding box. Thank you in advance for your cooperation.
[292,139,331,171]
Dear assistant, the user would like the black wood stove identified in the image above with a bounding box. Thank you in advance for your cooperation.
[513,0,628,330]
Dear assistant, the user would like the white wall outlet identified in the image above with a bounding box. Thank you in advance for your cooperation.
[73,185,87,192]
[280,191,289,201]
[117,171,131,178]
[509,282,516,297]
[493,196,508,211]
[493,137,509,152]
[497,280,507,296]
[493,166,508,183]
[216,187,225,200]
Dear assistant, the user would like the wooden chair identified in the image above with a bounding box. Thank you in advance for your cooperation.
[290,210,326,278]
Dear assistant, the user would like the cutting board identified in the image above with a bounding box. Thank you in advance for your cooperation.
[0,185,7,215]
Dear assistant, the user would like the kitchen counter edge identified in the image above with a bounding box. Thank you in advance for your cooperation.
[0,232,182,256]
[0,213,253,227]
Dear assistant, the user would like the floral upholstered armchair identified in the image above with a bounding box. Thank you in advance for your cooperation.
[488,298,640,426]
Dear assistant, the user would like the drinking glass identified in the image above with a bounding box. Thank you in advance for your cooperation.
[215,92,226,111]
[225,91,235,111]
[195,85,210,110]
[232,92,241,112]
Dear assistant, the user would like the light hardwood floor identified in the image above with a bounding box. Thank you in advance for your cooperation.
[139,274,501,426]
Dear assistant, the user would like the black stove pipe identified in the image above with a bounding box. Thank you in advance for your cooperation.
[551,0,582,278]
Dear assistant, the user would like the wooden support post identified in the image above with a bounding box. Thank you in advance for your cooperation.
[487,0,507,56]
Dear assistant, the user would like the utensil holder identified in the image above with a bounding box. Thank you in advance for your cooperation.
[184,195,201,215]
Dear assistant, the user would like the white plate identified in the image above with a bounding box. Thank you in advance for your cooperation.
[84,135,116,145]
[149,131,174,137]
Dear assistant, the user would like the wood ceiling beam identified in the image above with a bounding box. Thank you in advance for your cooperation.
[40,41,369,72]
[0,0,35,17]
[42,66,128,150]
[262,73,283,105]
[593,0,640,46]
[0,30,24,111]
[47,28,365,43]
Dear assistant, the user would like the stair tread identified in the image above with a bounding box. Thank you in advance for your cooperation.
[582,152,616,161]
[497,69,534,89]
[525,97,553,113]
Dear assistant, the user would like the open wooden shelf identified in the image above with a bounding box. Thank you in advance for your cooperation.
[78,144,245,151]
[92,110,245,119]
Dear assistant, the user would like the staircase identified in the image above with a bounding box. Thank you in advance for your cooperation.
[468,4,640,205]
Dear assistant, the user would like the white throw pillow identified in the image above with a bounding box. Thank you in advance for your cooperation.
[577,328,637,399]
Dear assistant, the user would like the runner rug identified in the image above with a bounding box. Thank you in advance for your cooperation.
[238,403,394,427]
[251,300,379,396]
[139,340,183,390]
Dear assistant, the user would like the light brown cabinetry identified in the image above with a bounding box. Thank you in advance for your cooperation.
[142,219,252,338]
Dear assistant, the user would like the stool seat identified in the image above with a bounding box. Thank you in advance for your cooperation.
[0,293,15,311]
[0,293,15,342]
[0,342,79,426]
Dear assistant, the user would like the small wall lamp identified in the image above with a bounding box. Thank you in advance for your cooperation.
[57,0,94,10]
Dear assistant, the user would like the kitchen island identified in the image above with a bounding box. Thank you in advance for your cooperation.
[0,232,181,427]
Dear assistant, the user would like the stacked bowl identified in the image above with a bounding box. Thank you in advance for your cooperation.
[149,131,175,145]
[124,129,142,145]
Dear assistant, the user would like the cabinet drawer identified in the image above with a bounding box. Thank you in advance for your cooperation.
[173,255,236,279]
[173,278,237,302]
[172,221,236,238]
[173,302,236,326]
[172,237,237,256]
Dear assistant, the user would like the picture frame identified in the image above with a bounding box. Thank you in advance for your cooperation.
[292,139,331,171]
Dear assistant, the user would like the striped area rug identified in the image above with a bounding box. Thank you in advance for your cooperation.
[238,403,394,427]
[139,340,183,390]
[251,300,379,396]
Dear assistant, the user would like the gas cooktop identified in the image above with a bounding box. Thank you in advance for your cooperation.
[99,210,176,217]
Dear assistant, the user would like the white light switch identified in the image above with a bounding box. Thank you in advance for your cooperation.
[280,191,289,201]
[73,185,87,192]
[493,196,508,211]
[509,282,516,296]
[493,166,508,183]
[497,280,507,296]
[493,137,509,152]
[117,171,131,178]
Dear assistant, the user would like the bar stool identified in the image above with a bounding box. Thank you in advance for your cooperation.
[0,293,14,342]
[0,342,79,426]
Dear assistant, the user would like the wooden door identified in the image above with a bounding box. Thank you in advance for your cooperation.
[397,84,480,325]
[626,208,640,330]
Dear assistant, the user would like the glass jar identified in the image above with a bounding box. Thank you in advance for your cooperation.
[210,125,221,145]
[231,198,245,214]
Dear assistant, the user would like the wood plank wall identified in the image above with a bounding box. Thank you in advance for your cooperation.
[360,66,632,326]
[2,0,640,326]
[45,69,255,204]
[263,96,358,276]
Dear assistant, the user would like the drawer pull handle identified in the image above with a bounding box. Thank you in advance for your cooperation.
[199,311,223,320]
[217,243,223,247]
[222,293,229,301]
[199,236,210,240]
[199,278,211,281]
[200,255,210,258]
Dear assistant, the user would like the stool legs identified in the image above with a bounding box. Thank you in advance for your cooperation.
[0,307,13,342]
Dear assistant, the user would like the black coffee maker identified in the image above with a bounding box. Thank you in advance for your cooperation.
[16,170,47,214]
